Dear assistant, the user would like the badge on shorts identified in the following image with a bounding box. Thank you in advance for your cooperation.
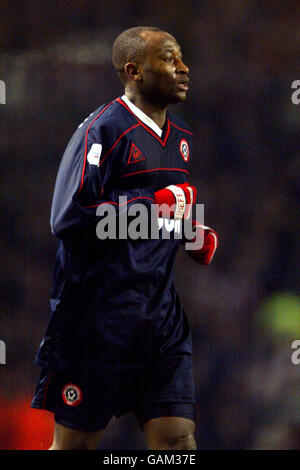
[62,383,83,406]
[179,139,190,162]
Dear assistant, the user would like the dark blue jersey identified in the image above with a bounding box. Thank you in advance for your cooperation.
[36,96,194,372]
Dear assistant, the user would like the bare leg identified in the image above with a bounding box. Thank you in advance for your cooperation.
[143,416,197,450]
[49,421,106,450]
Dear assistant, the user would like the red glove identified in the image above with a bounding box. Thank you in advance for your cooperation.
[154,182,197,219]
[186,220,218,265]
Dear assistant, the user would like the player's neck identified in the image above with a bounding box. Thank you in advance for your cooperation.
[124,91,167,130]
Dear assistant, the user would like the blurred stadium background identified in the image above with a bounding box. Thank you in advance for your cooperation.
[0,0,299,449]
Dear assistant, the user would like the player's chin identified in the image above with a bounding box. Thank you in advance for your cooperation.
[177,90,188,101]
[169,90,188,104]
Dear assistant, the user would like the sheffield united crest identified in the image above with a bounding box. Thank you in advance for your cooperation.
[179,139,190,162]
[62,383,83,406]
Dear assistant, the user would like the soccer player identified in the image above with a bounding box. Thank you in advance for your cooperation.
[31,26,218,450]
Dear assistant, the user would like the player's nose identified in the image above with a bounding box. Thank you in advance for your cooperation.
[176,59,189,75]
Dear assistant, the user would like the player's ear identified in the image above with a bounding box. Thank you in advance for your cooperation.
[124,62,142,82]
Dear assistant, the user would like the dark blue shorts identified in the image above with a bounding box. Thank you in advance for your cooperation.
[31,353,195,432]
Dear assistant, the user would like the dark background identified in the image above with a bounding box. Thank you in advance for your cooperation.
[1,0,300,449]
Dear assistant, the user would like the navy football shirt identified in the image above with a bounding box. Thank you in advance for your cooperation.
[36,96,194,372]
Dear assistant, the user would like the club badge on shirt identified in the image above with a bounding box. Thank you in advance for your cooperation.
[179,139,190,162]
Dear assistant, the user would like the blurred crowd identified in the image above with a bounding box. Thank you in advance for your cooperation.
[0,0,299,449]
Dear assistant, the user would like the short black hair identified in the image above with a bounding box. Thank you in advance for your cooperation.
[112,26,163,85]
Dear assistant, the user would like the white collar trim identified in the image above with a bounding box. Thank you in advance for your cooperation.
[121,95,163,137]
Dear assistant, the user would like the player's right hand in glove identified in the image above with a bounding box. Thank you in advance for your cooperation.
[154,182,197,219]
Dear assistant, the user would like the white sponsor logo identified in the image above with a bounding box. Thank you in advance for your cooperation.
[87,143,102,165]
[158,217,182,233]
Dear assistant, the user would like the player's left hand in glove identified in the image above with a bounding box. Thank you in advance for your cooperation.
[154,182,197,219]
[185,220,218,265]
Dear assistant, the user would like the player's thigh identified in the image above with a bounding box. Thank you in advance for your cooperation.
[50,421,105,450]
[143,416,196,450]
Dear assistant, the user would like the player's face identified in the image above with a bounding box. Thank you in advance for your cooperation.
[138,31,189,106]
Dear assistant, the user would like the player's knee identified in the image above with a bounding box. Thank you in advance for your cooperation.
[151,429,197,450]
[162,431,196,450]
[49,438,98,450]
[144,417,196,450]
[50,422,103,450]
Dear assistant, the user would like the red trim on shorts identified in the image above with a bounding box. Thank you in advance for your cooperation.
[42,371,53,409]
